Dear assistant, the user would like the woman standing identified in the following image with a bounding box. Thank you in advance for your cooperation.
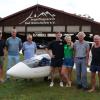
[61,35,74,87]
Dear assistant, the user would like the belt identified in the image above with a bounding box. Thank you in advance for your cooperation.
[77,57,86,59]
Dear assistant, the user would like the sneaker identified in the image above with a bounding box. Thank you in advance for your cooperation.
[50,82,54,87]
[60,82,63,87]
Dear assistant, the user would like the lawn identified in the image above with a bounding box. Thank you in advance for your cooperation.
[0,54,100,100]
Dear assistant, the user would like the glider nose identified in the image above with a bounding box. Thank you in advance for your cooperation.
[7,62,28,78]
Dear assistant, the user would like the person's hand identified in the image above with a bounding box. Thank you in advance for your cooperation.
[50,54,55,58]
[51,55,55,58]
[86,59,89,66]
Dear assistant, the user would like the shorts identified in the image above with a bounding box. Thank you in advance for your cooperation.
[50,58,63,67]
[0,56,4,69]
[90,65,100,72]
[63,57,74,68]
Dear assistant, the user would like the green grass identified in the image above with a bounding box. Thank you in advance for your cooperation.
[0,78,100,100]
[0,54,100,100]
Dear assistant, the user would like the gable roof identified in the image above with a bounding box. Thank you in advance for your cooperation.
[0,4,100,25]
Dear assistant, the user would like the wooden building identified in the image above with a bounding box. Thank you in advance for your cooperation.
[0,4,100,42]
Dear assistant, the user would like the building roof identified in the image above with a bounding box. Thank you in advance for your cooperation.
[0,4,100,24]
[0,4,100,25]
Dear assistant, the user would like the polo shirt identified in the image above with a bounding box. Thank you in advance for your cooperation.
[48,40,64,59]
[6,37,22,56]
[22,41,37,59]
[74,40,89,57]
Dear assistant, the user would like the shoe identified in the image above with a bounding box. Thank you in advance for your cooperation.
[60,82,63,87]
[50,82,54,87]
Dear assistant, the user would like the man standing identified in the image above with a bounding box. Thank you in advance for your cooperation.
[0,31,5,82]
[46,32,64,87]
[74,32,89,90]
[6,28,22,79]
[88,35,100,92]
[22,34,37,60]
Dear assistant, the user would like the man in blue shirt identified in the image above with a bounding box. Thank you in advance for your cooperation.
[74,32,89,90]
[22,34,37,60]
[6,29,22,79]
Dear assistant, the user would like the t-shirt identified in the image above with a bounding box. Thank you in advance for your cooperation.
[47,40,64,59]
[91,46,100,66]
[64,44,73,58]
[22,41,37,59]
[0,39,5,56]
[6,37,22,56]
[74,40,89,57]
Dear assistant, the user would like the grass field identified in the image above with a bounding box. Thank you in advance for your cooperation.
[0,53,100,100]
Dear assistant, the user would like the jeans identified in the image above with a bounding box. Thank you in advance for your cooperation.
[6,55,19,79]
[75,58,87,88]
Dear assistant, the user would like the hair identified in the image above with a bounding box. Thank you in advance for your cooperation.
[11,28,17,33]
[64,35,73,47]
[77,31,86,37]
[55,32,61,34]
[64,35,71,40]
[93,35,100,39]
[27,34,32,39]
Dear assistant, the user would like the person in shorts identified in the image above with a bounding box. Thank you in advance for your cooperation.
[46,32,64,87]
[61,35,74,87]
[88,35,100,92]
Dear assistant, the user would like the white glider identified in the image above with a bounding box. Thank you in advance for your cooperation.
[7,54,51,78]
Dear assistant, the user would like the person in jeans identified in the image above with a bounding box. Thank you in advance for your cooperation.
[46,32,64,87]
[61,35,74,87]
[88,35,100,92]
[74,31,89,90]
[6,28,22,79]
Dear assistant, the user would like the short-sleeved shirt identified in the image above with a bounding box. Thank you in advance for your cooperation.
[6,37,22,56]
[0,39,5,56]
[91,46,100,66]
[64,44,74,58]
[74,40,89,57]
[47,40,64,59]
[22,41,37,59]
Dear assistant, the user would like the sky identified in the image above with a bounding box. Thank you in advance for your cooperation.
[0,0,100,22]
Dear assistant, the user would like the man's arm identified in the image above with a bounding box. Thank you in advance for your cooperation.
[86,43,90,66]
[45,48,53,58]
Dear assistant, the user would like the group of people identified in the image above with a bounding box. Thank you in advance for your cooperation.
[46,32,100,93]
[0,29,100,93]
[0,29,37,81]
